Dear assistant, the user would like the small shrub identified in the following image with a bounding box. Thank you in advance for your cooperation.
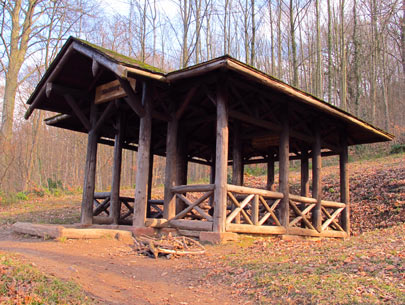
[390,144,405,154]
[16,192,28,201]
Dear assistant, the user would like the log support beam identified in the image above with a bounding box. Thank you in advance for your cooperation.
[267,154,275,190]
[133,82,152,227]
[232,121,243,223]
[340,134,350,235]
[301,150,309,197]
[110,112,124,224]
[213,78,229,233]
[278,106,289,227]
[312,127,322,231]
[81,102,98,225]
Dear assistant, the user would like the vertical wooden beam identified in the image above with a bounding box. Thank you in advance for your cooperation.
[232,122,242,223]
[133,82,152,227]
[340,135,350,235]
[267,154,275,190]
[81,102,98,225]
[176,130,188,214]
[312,127,322,231]
[278,106,289,227]
[213,79,229,233]
[163,110,178,220]
[146,151,154,217]
[110,112,124,224]
[300,150,309,197]
[209,157,215,208]
[252,195,259,225]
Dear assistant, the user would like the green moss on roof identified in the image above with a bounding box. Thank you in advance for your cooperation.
[75,38,164,73]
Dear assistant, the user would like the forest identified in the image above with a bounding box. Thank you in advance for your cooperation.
[0,0,404,197]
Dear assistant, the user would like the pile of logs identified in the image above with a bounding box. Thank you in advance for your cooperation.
[133,234,206,258]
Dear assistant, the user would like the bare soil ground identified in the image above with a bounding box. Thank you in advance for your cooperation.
[0,226,247,304]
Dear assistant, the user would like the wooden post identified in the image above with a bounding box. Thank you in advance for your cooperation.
[213,79,229,233]
[340,135,350,235]
[164,110,178,220]
[300,150,309,197]
[147,151,153,217]
[176,127,188,214]
[312,127,322,231]
[267,154,275,190]
[232,121,242,223]
[81,102,98,225]
[133,82,152,227]
[278,107,289,227]
[110,112,124,224]
[209,158,215,208]
[252,195,259,225]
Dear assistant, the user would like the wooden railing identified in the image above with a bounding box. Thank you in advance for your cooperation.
[225,184,286,234]
[169,184,214,231]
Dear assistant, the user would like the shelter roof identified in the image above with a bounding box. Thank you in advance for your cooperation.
[25,37,393,162]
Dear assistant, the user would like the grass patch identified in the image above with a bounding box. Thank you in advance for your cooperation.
[0,252,89,304]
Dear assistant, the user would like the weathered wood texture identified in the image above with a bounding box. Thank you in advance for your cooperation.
[311,127,322,230]
[278,108,289,227]
[81,102,98,225]
[340,135,350,234]
[133,83,152,227]
[213,79,229,233]
[163,110,178,220]
[301,150,309,197]
[267,155,275,190]
[110,112,124,224]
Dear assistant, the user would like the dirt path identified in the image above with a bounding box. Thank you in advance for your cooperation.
[0,227,246,305]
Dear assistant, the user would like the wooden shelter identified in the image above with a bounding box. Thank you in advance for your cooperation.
[25,37,393,241]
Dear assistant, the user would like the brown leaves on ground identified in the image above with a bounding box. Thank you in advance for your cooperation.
[244,153,405,235]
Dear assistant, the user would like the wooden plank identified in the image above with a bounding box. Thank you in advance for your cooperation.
[289,200,317,231]
[321,206,345,232]
[289,203,315,227]
[95,78,136,104]
[311,126,322,231]
[133,82,152,227]
[278,107,289,227]
[226,223,286,235]
[169,219,213,231]
[93,197,110,216]
[171,184,215,193]
[227,184,284,199]
[81,102,98,225]
[226,194,254,224]
[110,113,124,224]
[340,135,350,235]
[213,79,229,232]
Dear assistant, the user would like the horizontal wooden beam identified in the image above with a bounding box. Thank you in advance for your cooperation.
[226,223,286,234]
[171,184,214,193]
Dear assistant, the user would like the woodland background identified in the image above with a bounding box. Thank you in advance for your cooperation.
[0,0,404,199]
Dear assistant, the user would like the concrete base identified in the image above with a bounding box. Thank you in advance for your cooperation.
[199,232,239,244]
[131,226,157,236]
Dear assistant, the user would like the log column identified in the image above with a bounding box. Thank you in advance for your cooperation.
[163,109,178,220]
[300,150,309,197]
[147,151,154,217]
[110,112,124,224]
[81,102,98,225]
[312,127,322,231]
[213,80,229,233]
[232,121,243,223]
[133,82,152,227]
[267,154,275,190]
[278,107,289,227]
[176,127,188,214]
[340,135,350,235]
